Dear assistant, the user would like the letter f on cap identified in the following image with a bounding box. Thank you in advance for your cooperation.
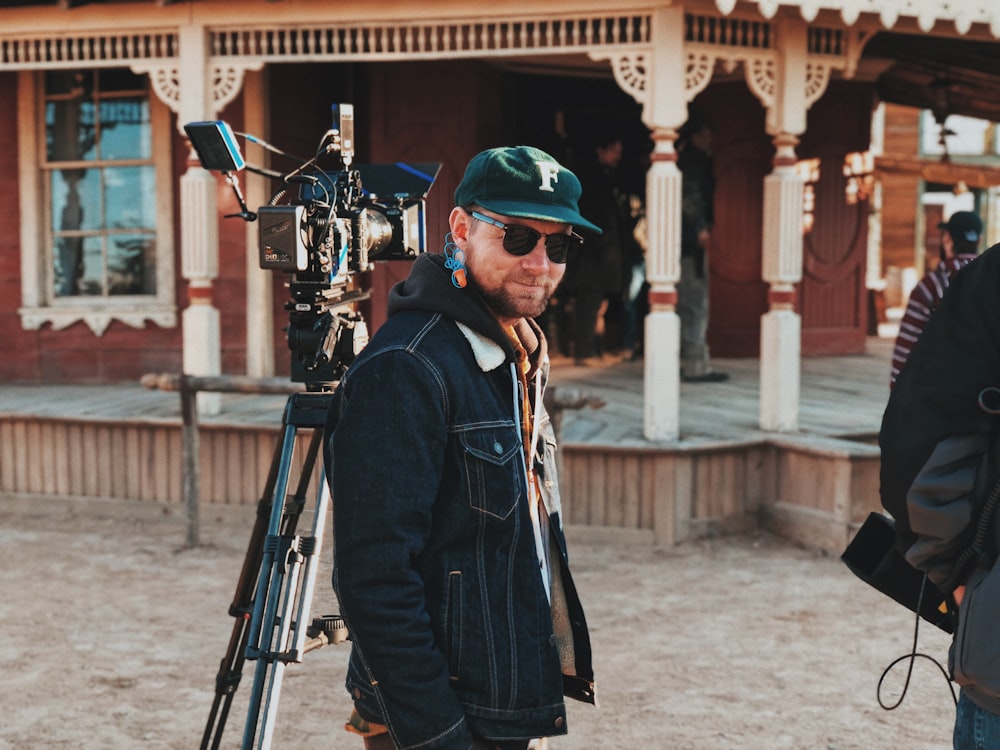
[536,161,560,192]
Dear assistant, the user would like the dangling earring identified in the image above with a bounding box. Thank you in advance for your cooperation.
[443,233,467,289]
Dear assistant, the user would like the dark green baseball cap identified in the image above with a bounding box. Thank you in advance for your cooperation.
[455,146,602,234]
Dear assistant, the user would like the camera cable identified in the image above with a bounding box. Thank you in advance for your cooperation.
[876,570,957,710]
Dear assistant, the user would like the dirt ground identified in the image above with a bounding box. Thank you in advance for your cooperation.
[0,496,961,750]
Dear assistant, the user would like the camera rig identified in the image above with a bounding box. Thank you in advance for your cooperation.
[184,105,440,388]
[182,106,441,750]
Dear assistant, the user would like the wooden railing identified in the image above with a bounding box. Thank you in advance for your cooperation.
[141,372,603,547]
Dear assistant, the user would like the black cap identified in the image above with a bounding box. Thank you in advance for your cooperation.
[938,211,983,244]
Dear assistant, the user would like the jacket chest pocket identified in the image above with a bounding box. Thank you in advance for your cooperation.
[459,425,522,520]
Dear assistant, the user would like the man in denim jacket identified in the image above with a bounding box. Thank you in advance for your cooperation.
[324,146,599,750]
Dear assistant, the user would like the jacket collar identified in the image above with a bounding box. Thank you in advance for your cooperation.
[456,321,506,372]
[455,318,546,375]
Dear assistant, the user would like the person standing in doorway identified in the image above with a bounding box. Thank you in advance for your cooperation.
[677,111,728,383]
[566,132,632,365]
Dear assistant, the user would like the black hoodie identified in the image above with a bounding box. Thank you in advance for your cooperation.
[387,252,546,371]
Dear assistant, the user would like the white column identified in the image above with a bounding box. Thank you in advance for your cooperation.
[243,69,275,378]
[759,134,803,432]
[641,6,688,442]
[758,18,810,433]
[643,129,683,441]
[178,24,221,415]
[180,156,222,415]
[986,185,1000,249]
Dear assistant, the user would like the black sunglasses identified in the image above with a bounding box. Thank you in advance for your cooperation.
[470,211,582,264]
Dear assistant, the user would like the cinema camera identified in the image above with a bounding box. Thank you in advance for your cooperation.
[184,105,440,387]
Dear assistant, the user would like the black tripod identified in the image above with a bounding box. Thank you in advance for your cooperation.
[200,390,348,750]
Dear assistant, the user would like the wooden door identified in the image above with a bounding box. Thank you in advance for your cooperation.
[798,83,874,355]
[364,60,503,333]
[696,84,771,358]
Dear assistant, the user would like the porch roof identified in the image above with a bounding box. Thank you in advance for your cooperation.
[738,0,999,35]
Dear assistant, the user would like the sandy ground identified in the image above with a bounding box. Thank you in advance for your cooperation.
[0,496,961,750]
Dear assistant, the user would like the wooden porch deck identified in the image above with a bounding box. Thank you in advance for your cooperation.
[0,338,894,552]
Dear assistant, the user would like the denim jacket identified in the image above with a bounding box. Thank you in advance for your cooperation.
[324,254,594,750]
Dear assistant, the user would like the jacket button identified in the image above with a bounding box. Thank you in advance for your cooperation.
[553,716,564,729]
[493,441,503,454]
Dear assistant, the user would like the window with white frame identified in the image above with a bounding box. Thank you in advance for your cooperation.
[18,68,175,334]
[920,110,997,157]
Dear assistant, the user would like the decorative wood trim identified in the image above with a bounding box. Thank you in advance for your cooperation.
[18,305,177,334]
[129,62,263,116]
[0,31,177,69]
[682,13,856,117]
[210,14,651,62]
[589,51,649,110]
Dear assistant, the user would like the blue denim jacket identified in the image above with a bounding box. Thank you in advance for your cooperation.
[325,264,594,750]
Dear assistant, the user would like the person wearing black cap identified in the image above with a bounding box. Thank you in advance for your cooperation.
[325,146,597,750]
[889,209,983,387]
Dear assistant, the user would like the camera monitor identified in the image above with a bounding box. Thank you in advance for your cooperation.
[183,121,246,173]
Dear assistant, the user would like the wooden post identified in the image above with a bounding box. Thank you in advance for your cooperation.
[142,371,303,547]
[179,375,201,547]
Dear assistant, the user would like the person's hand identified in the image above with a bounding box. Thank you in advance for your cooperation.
[697,229,710,249]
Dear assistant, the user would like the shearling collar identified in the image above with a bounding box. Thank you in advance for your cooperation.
[455,317,545,375]
[456,321,506,372]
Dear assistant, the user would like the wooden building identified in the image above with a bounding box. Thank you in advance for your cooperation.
[2,0,1000,443]
[2,0,1000,550]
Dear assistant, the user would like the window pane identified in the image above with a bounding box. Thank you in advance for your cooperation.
[55,235,104,297]
[51,169,102,233]
[105,166,155,229]
[99,98,150,160]
[45,70,93,98]
[921,111,993,156]
[46,100,97,162]
[43,67,160,305]
[108,234,155,295]
[99,68,146,93]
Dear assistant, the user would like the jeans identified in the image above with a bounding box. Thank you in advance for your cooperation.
[621,262,646,353]
[955,692,1000,749]
[362,735,530,749]
[677,255,711,376]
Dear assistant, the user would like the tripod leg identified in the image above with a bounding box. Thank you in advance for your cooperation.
[242,423,331,749]
[200,414,293,750]
[257,473,332,747]
[240,421,299,749]
[200,391,335,750]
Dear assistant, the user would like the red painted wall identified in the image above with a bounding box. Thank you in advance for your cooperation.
[0,73,33,380]
[0,72,186,384]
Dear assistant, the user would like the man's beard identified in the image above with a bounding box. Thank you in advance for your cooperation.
[468,272,554,321]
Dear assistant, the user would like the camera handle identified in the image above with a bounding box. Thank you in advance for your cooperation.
[200,391,348,750]
[221,170,258,223]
